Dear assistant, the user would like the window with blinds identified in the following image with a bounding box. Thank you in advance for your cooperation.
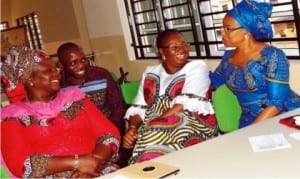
[124,0,300,59]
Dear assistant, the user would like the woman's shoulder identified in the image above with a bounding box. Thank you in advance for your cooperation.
[260,45,288,63]
[1,87,86,120]
[1,102,27,120]
[262,45,286,56]
[187,60,207,66]
[184,60,208,70]
[144,63,163,73]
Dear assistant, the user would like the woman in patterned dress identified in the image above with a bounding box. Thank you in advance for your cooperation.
[1,47,120,178]
[122,29,218,164]
[210,0,300,128]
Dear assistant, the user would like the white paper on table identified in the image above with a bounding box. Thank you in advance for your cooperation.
[248,133,291,152]
[289,132,300,141]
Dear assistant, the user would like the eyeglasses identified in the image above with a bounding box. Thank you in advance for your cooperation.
[222,26,243,33]
[161,43,190,51]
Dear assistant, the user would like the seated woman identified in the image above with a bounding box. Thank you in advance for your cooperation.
[122,29,218,164]
[210,0,300,128]
[1,46,120,178]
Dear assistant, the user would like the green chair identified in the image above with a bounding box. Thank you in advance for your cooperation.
[0,165,10,179]
[121,80,141,105]
[212,84,242,133]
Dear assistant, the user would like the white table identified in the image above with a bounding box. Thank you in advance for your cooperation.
[101,108,300,178]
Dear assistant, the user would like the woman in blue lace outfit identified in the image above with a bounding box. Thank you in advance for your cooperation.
[210,0,300,128]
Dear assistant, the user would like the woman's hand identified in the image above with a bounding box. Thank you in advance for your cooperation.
[253,106,280,124]
[44,154,103,177]
[92,143,114,170]
[122,127,139,149]
[122,114,142,149]
[75,154,102,177]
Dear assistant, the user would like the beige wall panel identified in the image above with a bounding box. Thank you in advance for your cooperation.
[1,0,79,43]
[288,61,300,93]
[90,35,159,81]
[1,0,12,23]
[82,0,122,38]
[44,38,82,56]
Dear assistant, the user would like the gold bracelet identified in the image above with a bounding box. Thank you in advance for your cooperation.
[73,154,79,170]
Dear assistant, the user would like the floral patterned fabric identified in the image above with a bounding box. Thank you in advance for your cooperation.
[1,87,120,178]
[124,60,218,164]
[210,46,300,128]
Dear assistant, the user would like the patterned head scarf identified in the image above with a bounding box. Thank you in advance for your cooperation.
[227,0,273,40]
[1,46,49,91]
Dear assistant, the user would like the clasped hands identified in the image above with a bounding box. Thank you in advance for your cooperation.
[71,153,108,178]
[122,126,139,149]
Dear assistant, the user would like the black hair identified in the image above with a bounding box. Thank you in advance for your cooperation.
[56,42,82,63]
[156,29,181,48]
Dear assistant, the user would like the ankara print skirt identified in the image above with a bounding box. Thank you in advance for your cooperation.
[129,96,217,164]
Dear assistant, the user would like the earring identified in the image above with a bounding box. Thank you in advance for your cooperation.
[162,56,166,60]
[30,82,34,87]
[244,35,248,40]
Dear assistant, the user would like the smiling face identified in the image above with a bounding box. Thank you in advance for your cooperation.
[59,47,88,84]
[28,59,61,100]
[158,32,190,73]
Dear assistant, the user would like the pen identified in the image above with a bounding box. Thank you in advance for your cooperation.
[159,169,180,179]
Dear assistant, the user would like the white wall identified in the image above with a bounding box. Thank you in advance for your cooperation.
[82,0,123,38]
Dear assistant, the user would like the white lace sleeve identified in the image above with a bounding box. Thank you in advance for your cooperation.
[124,105,147,121]
[171,94,214,115]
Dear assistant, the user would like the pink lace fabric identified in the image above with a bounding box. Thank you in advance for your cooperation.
[1,87,85,120]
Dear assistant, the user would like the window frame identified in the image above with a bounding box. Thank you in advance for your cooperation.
[124,0,300,60]
[16,12,44,50]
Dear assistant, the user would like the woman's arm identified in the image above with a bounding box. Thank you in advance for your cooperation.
[169,61,214,116]
[44,154,100,177]
[255,47,290,124]
[252,106,280,124]
[122,114,143,149]
[251,47,292,125]
[160,104,183,118]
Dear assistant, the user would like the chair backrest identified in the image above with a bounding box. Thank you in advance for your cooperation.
[121,80,141,105]
[212,84,241,133]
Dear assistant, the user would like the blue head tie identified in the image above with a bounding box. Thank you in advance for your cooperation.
[228,0,273,40]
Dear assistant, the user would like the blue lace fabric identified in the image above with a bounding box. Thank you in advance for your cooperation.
[210,46,300,128]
